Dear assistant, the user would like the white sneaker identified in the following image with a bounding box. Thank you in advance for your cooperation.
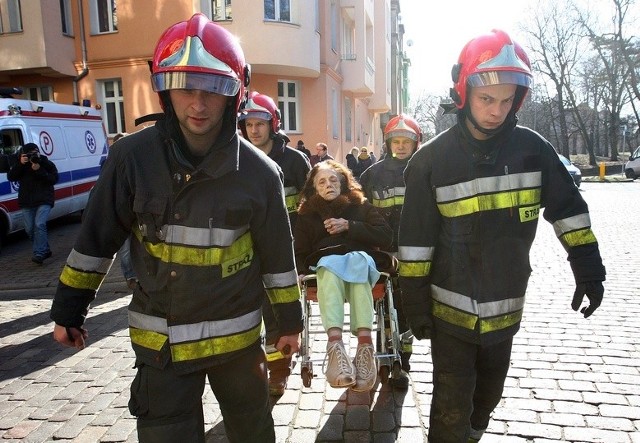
[352,343,376,392]
[324,341,356,388]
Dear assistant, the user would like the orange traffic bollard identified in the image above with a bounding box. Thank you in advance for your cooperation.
[599,162,605,180]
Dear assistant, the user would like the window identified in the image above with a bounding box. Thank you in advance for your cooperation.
[90,0,117,34]
[264,0,290,22]
[60,0,73,35]
[341,8,355,60]
[330,1,337,52]
[212,0,232,21]
[343,97,352,142]
[100,80,126,135]
[25,86,53,102]
[0,0,23,33]
[277,80,299,133]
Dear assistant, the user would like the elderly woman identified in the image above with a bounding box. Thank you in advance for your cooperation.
[294,160,393,392]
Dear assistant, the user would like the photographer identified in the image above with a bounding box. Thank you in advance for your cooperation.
[7,143,59,264]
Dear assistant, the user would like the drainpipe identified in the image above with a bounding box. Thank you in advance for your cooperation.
[73,0,89,104]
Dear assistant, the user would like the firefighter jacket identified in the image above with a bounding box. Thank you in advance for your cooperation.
[50,118,303,374]
[398,119,606,346]
[359,155,409,253]
[293,192,394,274]
[267,136,311,226]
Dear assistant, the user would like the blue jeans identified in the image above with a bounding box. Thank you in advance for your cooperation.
[22,205,52,258]
[119,236,136,280]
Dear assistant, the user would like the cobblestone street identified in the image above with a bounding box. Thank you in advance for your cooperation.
[0,181,639,442]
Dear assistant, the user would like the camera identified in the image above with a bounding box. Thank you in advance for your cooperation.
[26,152,40,163]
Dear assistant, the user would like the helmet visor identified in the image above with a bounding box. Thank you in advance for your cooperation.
[386,130,418,142]
[467,71,532,88]
[151,72,240,96]
[238,110,272,122]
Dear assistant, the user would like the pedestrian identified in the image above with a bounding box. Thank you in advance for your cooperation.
[296,139,311,159]
[294,160,393,392]
[359,114,422,389]
[309,142,334,166]
[50,13,302,443]
[345,146,359,172]
[398,29,606,443]
[238,91,311,396]
[352,146,374,179]
[7,142,58,264]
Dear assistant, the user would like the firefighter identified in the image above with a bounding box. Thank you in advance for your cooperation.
[359,114,422,389]
[397,29,605,442]
[50,14,302,443]
[238,91,311,395]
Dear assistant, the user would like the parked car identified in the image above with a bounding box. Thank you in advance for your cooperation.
[558,153,582,187]
[624,146,640,180]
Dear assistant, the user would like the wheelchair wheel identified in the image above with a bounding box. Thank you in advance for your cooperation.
[302,366,313,388]
[379,365,390,384]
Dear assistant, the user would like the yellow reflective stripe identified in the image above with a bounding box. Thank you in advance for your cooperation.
[561,228,597,247]
[438,189,541,218]
[139,230,253,267]
[130,327,168,351]
[433,301,523,334]
[285,193,300,213]
[170,324,262,362]
[60,265,106,290]
[398,260,431,278]
[372,195,404,208]
[433,300,477,330]
[266,349,286,362]
[266,285,301,304]
[479,310,522,334]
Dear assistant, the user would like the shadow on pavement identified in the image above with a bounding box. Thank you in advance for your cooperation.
[0,300,129,383]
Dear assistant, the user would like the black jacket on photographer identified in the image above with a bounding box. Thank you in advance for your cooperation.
[7,145,59,208]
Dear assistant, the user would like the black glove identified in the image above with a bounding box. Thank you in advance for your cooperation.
[571,281,604,318]
[406,314,434,340]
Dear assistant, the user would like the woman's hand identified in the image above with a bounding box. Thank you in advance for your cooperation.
[324,217,349,235]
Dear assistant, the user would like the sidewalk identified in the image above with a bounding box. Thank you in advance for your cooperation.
[1,182,639,442]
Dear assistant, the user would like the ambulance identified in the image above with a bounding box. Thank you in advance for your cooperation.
[0,88,108,249]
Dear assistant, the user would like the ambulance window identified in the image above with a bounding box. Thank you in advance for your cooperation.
[0,130,24,155]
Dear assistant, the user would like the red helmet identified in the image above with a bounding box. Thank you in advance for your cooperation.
[238,91,281,136]
[450,29,532,111]
[384,114,422,145]
[151,13,251,113]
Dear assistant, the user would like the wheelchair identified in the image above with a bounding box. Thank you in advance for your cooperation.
[298,271,404,388]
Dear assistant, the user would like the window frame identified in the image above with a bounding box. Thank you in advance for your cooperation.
[277,80,300,134]
[99,79,126,136]
[264,0,291,22]
[90,0,117,34]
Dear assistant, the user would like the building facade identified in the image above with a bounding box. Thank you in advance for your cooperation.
[0,0,408,163]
